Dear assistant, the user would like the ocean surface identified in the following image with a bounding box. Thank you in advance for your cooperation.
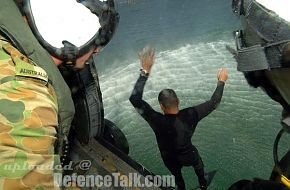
[95,0,289,189]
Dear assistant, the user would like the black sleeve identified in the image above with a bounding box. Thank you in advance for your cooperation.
[129,74,161,128]
[194,81,225,121]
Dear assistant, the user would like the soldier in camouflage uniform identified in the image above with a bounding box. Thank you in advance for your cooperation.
[0,0,100,189]
[0,36,61,189]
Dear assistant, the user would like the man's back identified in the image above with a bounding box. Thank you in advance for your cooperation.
[142,108,200,158]
[129,74,225,157]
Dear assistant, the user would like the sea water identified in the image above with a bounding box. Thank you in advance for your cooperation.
[96,0,289,189]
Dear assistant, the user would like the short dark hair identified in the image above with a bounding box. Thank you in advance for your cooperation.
[158,89,178,108]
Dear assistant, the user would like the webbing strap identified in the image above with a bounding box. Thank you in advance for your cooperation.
[62,40,79,64]
[234,30,290,71]
[233,0,290,71]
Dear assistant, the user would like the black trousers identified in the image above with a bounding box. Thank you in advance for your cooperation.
[162,150,207,190]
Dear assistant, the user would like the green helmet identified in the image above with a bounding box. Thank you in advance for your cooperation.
[18,0,119,64]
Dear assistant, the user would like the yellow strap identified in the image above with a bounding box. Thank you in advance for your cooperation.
[281,175,290,188]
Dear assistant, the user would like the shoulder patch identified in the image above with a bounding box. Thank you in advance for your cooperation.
[15,60,48,83]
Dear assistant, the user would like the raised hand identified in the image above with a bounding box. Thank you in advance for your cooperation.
[138,45,155,73]
[217,68,228,82]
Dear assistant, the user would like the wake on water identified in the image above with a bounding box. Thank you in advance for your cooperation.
[99,37,282,189]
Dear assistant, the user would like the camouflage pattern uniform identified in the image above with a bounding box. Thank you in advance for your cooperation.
[0,36,61,189]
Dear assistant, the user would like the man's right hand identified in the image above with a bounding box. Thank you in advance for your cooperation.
[217,68,228,82]
[138,45,155,73]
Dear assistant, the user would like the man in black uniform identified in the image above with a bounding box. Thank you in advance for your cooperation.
[129,46,228,190]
